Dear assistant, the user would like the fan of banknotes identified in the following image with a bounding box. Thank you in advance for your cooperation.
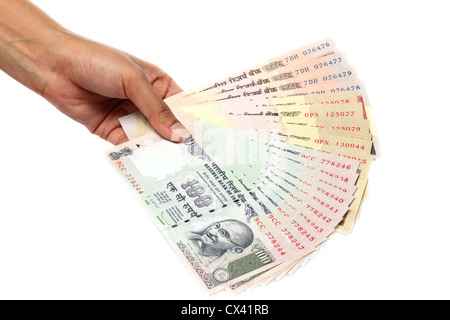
[107,38,378,295]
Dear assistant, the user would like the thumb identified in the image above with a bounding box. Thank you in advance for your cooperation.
[126,71,190,143]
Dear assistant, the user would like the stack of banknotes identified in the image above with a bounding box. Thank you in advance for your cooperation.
[107,38,378,294]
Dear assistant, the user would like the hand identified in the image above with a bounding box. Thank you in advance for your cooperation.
[0,0,190,145]
[40,33,189,145]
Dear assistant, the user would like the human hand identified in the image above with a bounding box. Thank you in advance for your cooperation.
[0,0,189,145]
[40,33,188,145]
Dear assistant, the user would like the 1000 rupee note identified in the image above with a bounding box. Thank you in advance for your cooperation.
[165,39,338,106]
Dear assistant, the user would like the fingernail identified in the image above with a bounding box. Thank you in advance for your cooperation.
[170,122,191,143]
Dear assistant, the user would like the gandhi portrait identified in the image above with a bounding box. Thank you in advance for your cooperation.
[187,219,254,268]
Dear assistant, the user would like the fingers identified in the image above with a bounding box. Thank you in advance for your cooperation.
[128,56,183,99]
[90,100,137,145]
[108,127,130,146]
[125,70,190,143]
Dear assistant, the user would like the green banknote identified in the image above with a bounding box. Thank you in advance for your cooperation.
[106,124,312,293]
[107,121,360,293]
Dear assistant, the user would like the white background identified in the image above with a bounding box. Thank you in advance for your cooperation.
[0,0,449,300]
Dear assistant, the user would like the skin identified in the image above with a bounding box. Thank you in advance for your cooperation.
[0,0,189,145]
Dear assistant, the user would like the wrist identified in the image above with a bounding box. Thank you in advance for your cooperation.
[0,0,71,95]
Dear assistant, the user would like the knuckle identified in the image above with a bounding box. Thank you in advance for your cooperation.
[153,100,175,123]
